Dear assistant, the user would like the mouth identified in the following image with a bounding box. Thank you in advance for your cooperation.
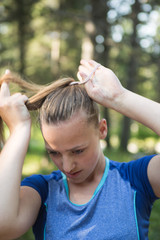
[65,170,82,178]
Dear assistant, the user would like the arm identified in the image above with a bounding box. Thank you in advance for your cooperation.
[0,81,41,239]
[78,59,160,136]
[114,89,160,136]
[78,59,160,198]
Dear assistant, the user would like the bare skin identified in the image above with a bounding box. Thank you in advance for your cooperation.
[42,112,107,205]
[0,80,107,238]
[0,81,41,239]
[0,59,160,239]
[78,59,160,197]
[78,59,160,136]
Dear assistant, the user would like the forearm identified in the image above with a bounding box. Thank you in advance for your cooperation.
[0,123,31,226]
[78,60,160,135]
[111,89,160,136]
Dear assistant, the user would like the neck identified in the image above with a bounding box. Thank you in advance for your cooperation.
[69,153,106,187]
[67,154,106,205]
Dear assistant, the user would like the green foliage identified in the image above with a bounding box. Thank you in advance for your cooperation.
[0,0,160,239]
[17,228,34,240]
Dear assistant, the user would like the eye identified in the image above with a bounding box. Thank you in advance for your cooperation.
[73,149,84,155]
[47,150,60,157]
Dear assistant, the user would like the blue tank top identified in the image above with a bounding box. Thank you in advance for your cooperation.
[21,155,157,239]
[45,157,138,239]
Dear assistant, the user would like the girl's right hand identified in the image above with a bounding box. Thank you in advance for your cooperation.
[0,81,31,133]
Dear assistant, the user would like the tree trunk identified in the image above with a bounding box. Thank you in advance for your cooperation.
[120,0,140,151]
[15,0,26,74]
[90,0,111,147]
[15,0,35,75]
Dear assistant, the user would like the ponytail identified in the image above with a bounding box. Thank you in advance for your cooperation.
[0,71,99,148]
[0,71,74,146]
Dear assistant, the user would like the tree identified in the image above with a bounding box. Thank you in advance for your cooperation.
[120,0,141,150]
[88,0,112,147]
[0,0,38,75]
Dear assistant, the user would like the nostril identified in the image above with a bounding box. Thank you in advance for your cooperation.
[62,160,76,173]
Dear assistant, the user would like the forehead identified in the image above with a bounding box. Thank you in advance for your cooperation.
[42,111,91,135]
[41,111,98,150]
[42,110,88,129]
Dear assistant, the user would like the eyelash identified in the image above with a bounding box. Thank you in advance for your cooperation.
[47,149,85,156]
[48,151,59,156]
[73,149,84,154]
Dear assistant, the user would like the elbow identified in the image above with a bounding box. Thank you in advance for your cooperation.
[0,217,27,240]
[0,223,11,240]
[0,220,17,240]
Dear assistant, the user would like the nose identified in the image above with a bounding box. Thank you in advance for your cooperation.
[62,156,76,173]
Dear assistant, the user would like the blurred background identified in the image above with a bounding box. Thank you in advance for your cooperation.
[0,0,160,239]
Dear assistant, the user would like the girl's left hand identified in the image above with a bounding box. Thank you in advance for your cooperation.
[78,59,125,108]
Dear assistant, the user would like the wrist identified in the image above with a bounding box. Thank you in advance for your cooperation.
[113,87,128,108]
[10,120,31,136]
[111,88,134,116]
[103,86,127,110]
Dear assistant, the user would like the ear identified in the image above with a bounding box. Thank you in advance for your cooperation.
[99,119,107,139]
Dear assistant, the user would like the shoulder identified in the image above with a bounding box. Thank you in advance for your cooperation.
[109,154,155,177]
[21,170,62,202]
[108,155,157,201]
[147,154,160,198]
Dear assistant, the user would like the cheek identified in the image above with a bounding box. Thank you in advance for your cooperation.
[50,156,62,169]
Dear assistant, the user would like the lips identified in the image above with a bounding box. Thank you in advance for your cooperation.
[65,170,82,178]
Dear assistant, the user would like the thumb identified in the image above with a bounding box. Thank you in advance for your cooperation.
[0,81,10,97]
[0,69,11,97]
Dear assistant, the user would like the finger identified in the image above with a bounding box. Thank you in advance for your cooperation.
[78,65,90,76]
[85,76,95,91]
[88,60,99,67]
[77,71,87,82]
[0,82,10,97]
[11,92,22,99]
[80,59,93,71]
[80,59,100,70]
[0,69,11,87]
[21,95,28,103]
[11,93,28,103]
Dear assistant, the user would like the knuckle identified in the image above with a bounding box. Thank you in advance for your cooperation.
[13,93,22,98]
[0,99,9,111]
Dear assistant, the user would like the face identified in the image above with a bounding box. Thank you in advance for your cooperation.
[41,111,107,185]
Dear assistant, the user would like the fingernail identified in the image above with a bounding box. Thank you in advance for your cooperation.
[5,69,10,74]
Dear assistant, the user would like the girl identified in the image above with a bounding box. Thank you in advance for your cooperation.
[0,61,159,240]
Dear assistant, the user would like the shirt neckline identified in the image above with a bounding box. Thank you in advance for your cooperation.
[62,156,110,206]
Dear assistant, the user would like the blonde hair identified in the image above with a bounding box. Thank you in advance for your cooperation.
[0,72,99,145]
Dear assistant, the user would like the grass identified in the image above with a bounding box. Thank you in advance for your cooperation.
[16,127,160,239]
